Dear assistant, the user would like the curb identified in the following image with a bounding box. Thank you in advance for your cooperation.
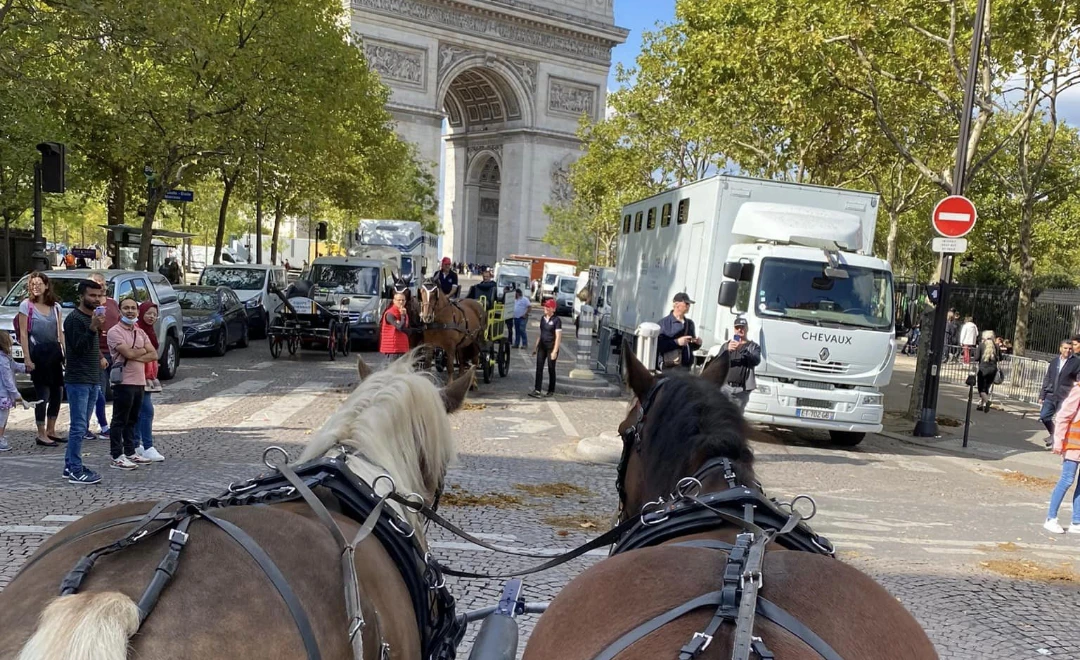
[557,377,624,399]
[877,430,1063,479]
[576,433,623,464]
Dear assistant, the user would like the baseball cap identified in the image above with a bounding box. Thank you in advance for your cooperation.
[441,257,451,265]
[543,298,557,309]
[673,292,695,304]
[734,316,748,328]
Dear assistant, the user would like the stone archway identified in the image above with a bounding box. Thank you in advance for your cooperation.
[348,0,627,261]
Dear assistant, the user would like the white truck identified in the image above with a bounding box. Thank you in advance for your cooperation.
[541,261,577,301]
[348,220,437,283]
[610,175,894,446]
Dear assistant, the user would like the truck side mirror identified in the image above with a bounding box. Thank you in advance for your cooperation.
[718,281,739,308]
[722,262,743,279]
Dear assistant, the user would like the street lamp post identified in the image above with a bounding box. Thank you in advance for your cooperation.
[913,0,988,437]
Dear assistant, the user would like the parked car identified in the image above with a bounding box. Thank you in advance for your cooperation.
[176,286,249,356]
[0,270,185,396]
[198,263,286,337]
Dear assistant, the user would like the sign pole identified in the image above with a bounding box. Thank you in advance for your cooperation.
[914,0,987,437]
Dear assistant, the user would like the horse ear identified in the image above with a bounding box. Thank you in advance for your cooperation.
[621,339,654,401]
[442,367,473,413]
[700,350,729,388]
[356,355,373,381]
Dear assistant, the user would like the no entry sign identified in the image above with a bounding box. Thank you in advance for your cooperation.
[932,195,977,238]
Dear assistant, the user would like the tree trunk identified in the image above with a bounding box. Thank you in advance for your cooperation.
[270,196,283,265]
[105,168,127,268]
[213,172,237,265]
[906,303,937,420]
[137,192,163,271]
[1012,203,1036,356]
[885,208,900,267]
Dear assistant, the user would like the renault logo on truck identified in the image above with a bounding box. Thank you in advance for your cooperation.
[819,347,830,362]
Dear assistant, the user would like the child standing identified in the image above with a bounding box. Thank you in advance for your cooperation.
[0,331,27,451]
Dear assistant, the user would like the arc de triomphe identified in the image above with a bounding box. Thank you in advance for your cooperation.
[349,0,627,265]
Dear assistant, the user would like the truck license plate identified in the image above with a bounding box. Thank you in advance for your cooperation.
[797,409,834,420]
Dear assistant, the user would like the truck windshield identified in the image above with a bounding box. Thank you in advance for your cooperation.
[201,268,265,291]
[310,265,380,296]
[755,258,893,330]
[558,279,577,294]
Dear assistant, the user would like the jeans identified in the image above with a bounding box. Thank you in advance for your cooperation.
[136,391,154,449]
[1047,459,1080,524]
[65,383,99,473]
[534,342,557,393]
[514,318,528,348]
[95,356,111,429]
[110,384,143,459]
[1039,399,1058,437]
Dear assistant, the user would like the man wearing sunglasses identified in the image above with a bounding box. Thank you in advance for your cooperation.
[723,316,761,411]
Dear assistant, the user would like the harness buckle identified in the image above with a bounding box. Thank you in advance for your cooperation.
[674,477,702,499]
[168,529,189,546]
[639,498,669,526]
[681,632,713,655]
[739,570,763,590]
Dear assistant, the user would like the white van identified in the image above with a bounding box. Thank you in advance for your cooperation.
[198,263,286,337]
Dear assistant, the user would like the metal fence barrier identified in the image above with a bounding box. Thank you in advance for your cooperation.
[936,344,1048,406]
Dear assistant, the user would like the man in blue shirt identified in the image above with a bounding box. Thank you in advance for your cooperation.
[433,257,459,297]
[657,293,701,370]
[1039,338,1080,448]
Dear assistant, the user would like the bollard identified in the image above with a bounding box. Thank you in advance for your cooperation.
[635,322,661,373]
[963,372,976,448]
[570,304,595,380]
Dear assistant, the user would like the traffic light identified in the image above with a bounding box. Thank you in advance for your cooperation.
[36,142,66,193]
[316,221,328,240]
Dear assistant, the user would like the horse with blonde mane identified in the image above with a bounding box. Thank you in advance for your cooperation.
[0,352,473,660]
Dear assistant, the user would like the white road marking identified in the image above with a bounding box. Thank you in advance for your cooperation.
[236,382,330,430]
[923,547,987,555]
[41,515,82,522]
[156,380,272,429]
[548,400,579,438]
[833,542,875,550]
[165,377,216,391]
[0,525,61,534]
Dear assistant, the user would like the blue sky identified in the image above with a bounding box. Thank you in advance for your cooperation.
[609,1,675,90]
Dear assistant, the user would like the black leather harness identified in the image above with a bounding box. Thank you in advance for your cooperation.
[19,454,464,660]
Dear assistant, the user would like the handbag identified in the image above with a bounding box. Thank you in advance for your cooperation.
[994,369,1004,385]
[661,349,682,369]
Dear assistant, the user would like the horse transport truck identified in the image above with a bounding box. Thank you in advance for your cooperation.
[609,174,895,446]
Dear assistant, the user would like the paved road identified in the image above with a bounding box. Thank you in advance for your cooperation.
[1,333,1078,659]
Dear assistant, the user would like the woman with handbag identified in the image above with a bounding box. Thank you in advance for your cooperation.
[17,272,66,446]
[106,297,157,470]
[975,330,1001,412]
[133,300,165,462]
[657,292,701,371]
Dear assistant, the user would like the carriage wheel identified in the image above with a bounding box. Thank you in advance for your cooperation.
[482,346,494,384]
[497,340,510,377]
[338,322,351,357]
[327,321,338,361]
[269,335,282,359]
[287,334,299,356]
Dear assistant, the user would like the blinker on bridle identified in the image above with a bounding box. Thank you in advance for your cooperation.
[616,378,668,506]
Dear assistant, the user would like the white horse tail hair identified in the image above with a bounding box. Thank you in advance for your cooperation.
[18,591,140,660]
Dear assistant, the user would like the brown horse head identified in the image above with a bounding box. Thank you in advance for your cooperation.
[616,340,754,521]
[417,278,447,324]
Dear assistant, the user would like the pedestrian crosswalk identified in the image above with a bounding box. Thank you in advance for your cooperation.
[236,382,329,429]
[155,380,273,430]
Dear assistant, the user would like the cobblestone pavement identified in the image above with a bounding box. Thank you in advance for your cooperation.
[1,334,1079,659]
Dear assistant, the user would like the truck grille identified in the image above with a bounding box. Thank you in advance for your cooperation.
[795,358,849,375]
[796,398,836,410]
[347,312,361,325]
[797,380,834,391]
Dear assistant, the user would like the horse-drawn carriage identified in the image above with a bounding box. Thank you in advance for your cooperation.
[265,282,351,361]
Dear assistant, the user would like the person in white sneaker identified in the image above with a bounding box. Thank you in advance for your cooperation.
[107,297,157,470]
[1045,375,1080,534]
[133,301,164,462]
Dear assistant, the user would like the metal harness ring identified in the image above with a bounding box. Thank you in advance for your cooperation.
[262,446,290,470]
[372,474,397,499]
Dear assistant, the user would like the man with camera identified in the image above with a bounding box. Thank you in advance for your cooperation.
[723,316,761,412]
[61,279,108,485]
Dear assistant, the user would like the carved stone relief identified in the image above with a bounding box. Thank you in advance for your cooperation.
[362,39,426,88]
[550,157,574,205]
[547,78,597,118]
[479,197,500,215]
[466,144,503,163]
[354,0,612,63]
[438,43,479,79]
[506,57,538,92]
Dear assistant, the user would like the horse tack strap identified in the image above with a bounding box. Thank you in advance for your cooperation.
[136,516,193,623]
[200,511,322,660]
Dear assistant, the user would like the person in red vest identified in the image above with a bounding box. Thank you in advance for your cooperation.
[380,292,411,364]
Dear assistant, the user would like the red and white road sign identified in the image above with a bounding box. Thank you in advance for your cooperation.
[931,195,977,238]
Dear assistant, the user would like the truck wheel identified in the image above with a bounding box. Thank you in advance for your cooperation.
[829,431,865,447]
[159,336,180,380]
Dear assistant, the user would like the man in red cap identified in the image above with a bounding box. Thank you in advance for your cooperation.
[433,257,459,298]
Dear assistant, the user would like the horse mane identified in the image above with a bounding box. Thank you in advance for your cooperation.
[297,351,456,533]
[641,373,755,493]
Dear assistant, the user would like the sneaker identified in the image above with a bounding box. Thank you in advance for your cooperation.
[99,425,110,438]
[126,453,152,465]
[136,446,165,462]
[0,437,9,451]
[61,466,71,480]
[1068,524,1080,534]
[68,467,102,485]
[528,390,542,398]
[110,456,138,470]
[544,391,555,398]
[1043,519,1065,534]
[83,432,96,442]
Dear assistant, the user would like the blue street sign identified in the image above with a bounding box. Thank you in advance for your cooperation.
[164,189,194,202]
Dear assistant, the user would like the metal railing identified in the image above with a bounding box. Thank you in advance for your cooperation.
[936,344,1048,405]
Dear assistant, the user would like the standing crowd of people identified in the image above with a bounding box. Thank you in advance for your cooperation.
[0,272,164,485]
